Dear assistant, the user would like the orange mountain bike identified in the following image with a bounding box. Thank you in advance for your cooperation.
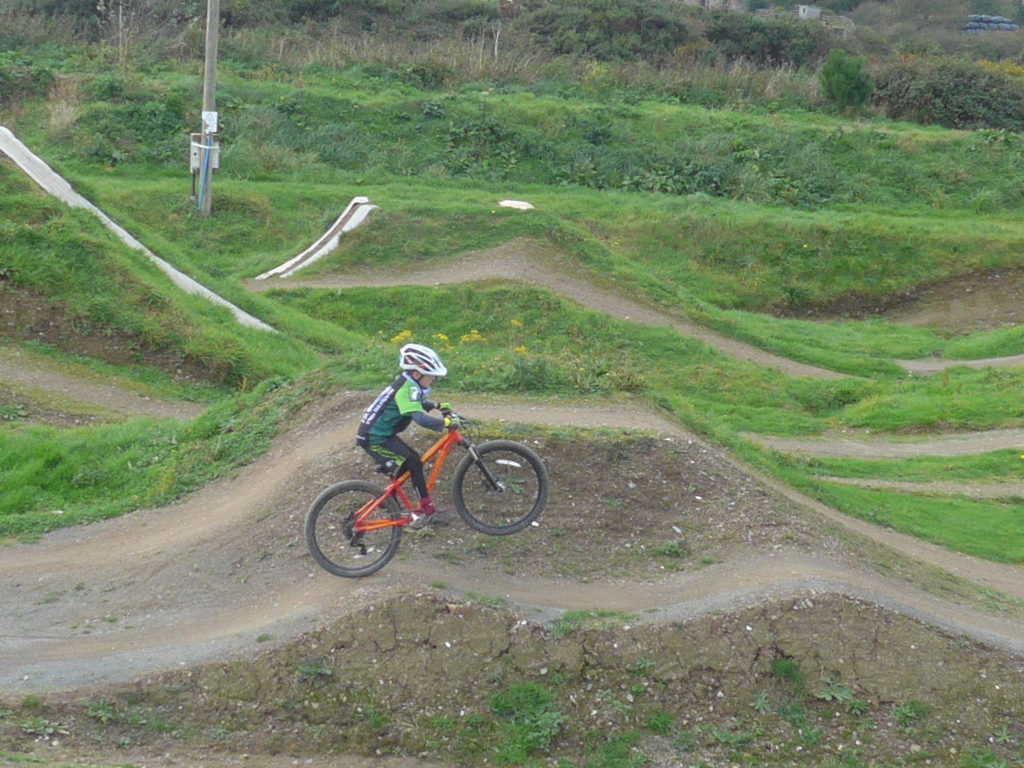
[304,409,549,578]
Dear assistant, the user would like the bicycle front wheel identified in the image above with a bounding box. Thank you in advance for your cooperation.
[452,440,549,535]
[304,480,403,578]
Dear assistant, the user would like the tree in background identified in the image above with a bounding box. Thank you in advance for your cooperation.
[820,48,874,110]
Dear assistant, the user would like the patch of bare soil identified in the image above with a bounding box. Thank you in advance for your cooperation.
[0,344,204,423]
[0,280,223,384]
[746,427,1024,459]
[821,475,1024,500]
[4,592,1024,768]
[783,265,1024,331]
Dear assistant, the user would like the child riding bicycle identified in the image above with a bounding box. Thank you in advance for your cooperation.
[356,343,462,529]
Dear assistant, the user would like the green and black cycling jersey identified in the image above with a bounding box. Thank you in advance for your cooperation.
[356,374,445,446]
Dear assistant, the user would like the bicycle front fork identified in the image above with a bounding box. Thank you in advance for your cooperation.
[467,445,503,492]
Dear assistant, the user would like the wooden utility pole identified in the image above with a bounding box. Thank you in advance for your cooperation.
[198,0,220,216]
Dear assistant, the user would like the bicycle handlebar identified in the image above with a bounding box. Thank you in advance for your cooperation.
[440,406,468,432]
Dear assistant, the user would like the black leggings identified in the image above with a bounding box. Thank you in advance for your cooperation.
[362,436,428,499]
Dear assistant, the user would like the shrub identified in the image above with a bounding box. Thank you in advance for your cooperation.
[281,0,498,37]
[819,48,873,109]
[705,11,834,68]
[872,55,1024,131]
[0,51,53,106]
[520,0,693,62]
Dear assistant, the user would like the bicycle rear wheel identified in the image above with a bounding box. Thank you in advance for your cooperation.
[452,440,548,535]
[305,480,403,578]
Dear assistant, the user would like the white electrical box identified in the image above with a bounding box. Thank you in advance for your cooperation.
[189,132,220,173]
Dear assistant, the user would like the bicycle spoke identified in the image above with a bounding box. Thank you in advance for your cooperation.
[305,481,403,578]
[454,441,548,535]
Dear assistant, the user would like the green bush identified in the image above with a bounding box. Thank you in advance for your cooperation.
[705,11,833,68]
[520,0,693,62]
[872,55,1024,131]
[74,81,192,164]
[819,48,873,110]
[0,51,53,106]
[268,0,498,37]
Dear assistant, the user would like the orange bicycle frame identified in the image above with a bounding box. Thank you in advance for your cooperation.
[352,428,464,532]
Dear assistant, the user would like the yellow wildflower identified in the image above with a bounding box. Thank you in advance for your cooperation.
[390,329,413,344]
[509,319,524,328]
[513,345,528,355]
[460,329,487,344]
[432,333,450,343]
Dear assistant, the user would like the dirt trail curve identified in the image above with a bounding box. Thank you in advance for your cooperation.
[0,345,204,421]
[247,238,1024,375]
[821,476,1024,499]
[747,428,1024,459]
[247,241,845,380]
[3,396,1024,696]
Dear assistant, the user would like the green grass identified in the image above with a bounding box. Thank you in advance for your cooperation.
[489,682,565,765]
[817,483,1024,563]
[550,610,637,638]
[73,166,1024,381]
[3,37,1024,564]
[0,367,341,539]
[0,164,326,386]
[801,451,1024,484]
[270,282,1024,438]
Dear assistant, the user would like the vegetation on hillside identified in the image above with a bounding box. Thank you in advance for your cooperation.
[2,0,1023,560]
[3,5,1024,768]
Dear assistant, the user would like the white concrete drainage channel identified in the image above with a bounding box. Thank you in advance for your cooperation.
[255,196,377,280]
[1,126,275,333]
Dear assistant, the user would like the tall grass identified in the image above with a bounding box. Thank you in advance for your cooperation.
[218,22,822,110]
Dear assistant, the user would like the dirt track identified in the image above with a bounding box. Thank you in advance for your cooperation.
[3,393,1024,698]
[3,231,1024,706]
[6,123,1024,768]
[0,345,204,422]
[248,239,1024,375]
[248,242,846,380]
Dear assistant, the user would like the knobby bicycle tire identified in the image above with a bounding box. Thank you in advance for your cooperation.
[304,480,403,578]
[452,440,549,535]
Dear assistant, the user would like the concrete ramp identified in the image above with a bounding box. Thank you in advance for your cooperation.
[0,126,275,333]
[255,196,377,279]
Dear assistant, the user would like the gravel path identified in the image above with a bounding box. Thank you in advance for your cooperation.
[3,395,1023,696]
[0,345,203,421]
[3,215,1023,702]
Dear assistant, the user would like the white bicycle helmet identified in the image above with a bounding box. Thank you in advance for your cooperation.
[399,343,448,377]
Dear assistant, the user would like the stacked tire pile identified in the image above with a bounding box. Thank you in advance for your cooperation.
[964,14,1020,32]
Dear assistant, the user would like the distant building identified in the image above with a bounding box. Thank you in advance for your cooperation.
[679,0,744,10]
[797,4,822,19]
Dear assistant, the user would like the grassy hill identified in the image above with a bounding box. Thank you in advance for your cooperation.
[3,6,1024,768]
[2,6,1023,554]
